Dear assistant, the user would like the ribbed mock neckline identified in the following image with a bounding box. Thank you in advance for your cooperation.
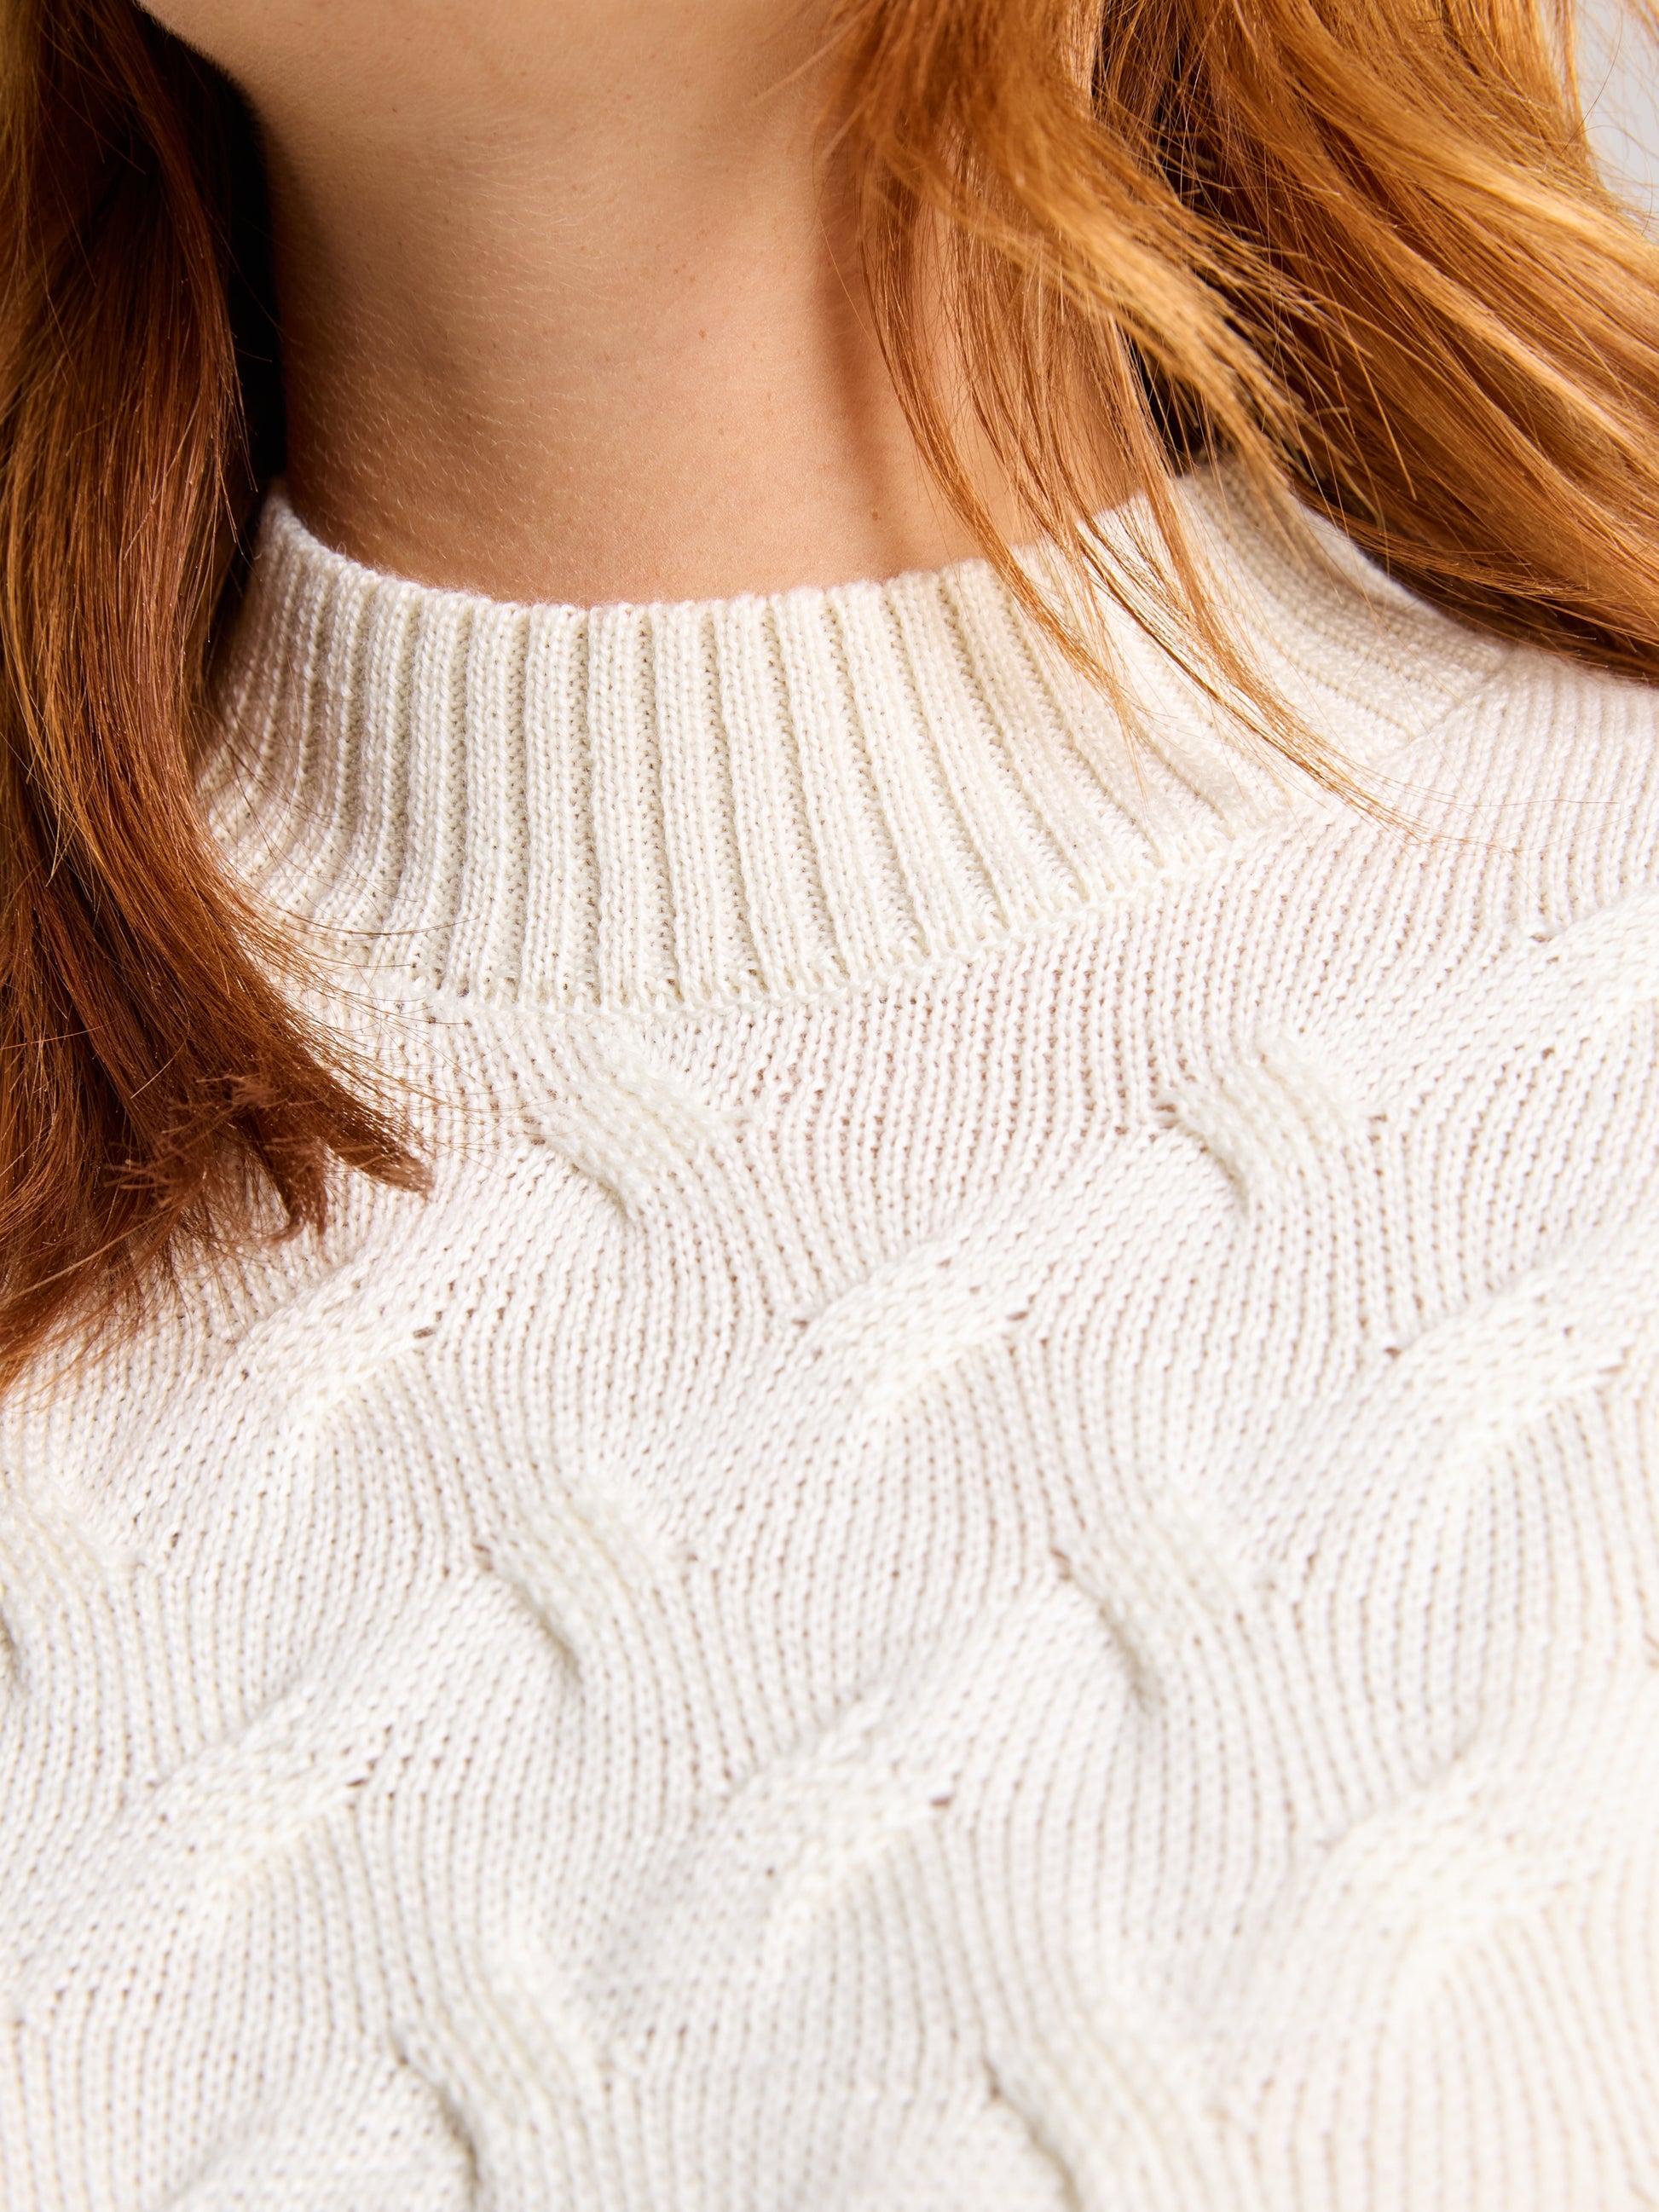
[204,473,1502,1010]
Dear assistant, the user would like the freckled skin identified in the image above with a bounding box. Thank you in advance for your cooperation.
[138,0,999,607]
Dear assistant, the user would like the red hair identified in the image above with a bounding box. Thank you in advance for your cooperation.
[0,1,420,1389]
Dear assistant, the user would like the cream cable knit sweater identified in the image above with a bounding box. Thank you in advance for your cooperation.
[4,472,1659,2212]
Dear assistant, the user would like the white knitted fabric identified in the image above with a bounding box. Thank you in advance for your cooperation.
[4,471,1659,2212]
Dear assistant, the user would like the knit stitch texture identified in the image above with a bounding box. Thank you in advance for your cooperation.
[3,472,1659,2210]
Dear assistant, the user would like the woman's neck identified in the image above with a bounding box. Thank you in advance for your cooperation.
[208,0,991,605]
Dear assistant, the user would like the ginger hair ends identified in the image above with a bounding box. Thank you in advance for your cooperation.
[836,0,1659,684]
[0,0,422,1393]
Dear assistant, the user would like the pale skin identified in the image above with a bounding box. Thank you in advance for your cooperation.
[141,0,996,605]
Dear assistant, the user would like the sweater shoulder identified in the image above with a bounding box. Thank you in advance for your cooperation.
[1369,635,1659,898]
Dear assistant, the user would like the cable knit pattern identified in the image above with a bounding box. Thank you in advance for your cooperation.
[4,471,1659,2210]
